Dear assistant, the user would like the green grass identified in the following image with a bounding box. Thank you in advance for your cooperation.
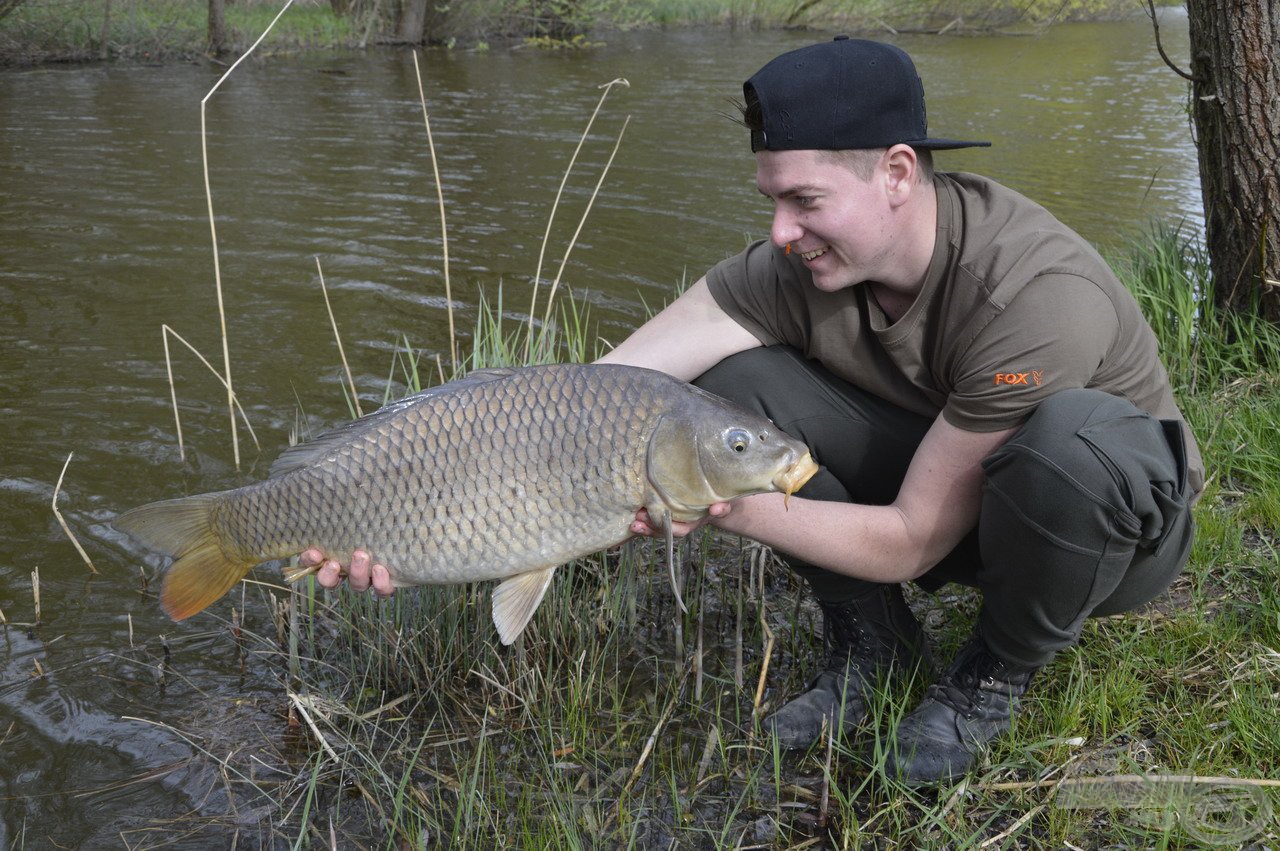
[0,0,363,64]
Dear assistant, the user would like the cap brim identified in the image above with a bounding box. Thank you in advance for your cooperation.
[906,137,992,150]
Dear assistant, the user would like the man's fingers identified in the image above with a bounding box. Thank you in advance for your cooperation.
[299,547,324,568]
[316,558,343,589]
[371,563,394,598]
[348,550,372,592]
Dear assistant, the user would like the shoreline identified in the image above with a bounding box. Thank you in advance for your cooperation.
[0,1,1178,70]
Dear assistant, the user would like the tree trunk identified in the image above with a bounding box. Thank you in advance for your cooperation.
[1185,0,1280,323]
[396,0,428,43]
[208,0,231,56]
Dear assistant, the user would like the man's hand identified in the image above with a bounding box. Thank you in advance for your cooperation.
[298,548,395,597]
[629,502,733,538]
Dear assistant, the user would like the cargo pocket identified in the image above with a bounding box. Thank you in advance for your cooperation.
[1076,415,1164,536]
[981,442,1141,557]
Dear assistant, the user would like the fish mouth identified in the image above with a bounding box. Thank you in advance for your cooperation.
[774,452,819,507]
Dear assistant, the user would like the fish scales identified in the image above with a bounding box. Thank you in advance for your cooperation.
[115,363,819,644]
[194,367,652,587]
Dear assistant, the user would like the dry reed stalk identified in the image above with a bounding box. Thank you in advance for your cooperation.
[938,777,970,820]
[734,557,744,689]
[162,326,183,460]
[127,613,134,648]
[524,78,630,361]
[31,566,41,624]
[673,550,685,658]
[818,715,833,829]
[978,803,1044,848]
[695,585,704,702]
[356,692,412,721]
[51,452,97,574]
[619,666,690,801]
[539,116,631,336]
[289,692,341,764]
[198,0,296,469]
[287,582,300,684]
[315,257,363,417]
[0,606,6,625]
[752,615,775,721]
[693,724,719,790]
[410,50,456,375]
[981,773,1280,792]
[161,325,261,459]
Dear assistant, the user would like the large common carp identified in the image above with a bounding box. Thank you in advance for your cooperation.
[116,364,818,645]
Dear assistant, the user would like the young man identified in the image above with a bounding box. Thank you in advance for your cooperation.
[310,37,1201,783]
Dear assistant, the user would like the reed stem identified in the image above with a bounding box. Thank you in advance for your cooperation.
[198,0,296,469]
[525,78,629,362]
[411,50,456,375]
[538,116,631,349]
[51,452,97,574]
[161,325,261,452]
[316,257,363,417]
[31,566,41,625]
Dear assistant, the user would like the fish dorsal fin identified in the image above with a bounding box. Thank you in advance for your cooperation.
[269,369,517,478]
[491,567,556,646]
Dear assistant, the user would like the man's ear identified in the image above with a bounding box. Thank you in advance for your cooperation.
[884,144,919,206]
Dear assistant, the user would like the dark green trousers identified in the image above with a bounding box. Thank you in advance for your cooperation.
[695,346,1194,668]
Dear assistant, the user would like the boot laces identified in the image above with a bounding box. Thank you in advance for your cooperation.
[928,640,1032,720]
[819,602,878,673]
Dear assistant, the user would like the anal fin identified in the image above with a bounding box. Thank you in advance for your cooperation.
[492,567,556,646]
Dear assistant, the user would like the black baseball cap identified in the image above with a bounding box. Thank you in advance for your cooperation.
[744,36,990,153]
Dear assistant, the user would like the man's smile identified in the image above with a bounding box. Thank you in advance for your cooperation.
[800,245,829,261]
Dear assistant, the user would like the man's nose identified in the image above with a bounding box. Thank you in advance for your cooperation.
[771,209,802,248]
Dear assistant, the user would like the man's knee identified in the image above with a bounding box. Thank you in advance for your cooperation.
[974,389,1193,656]
[692,346,807,415]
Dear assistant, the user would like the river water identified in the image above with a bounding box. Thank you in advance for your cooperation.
[1,14,1196,845]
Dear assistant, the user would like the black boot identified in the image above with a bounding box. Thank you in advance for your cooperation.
[764,584,932,750]
[885,634,1039,784]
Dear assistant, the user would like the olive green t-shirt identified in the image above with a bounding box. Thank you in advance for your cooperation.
[706,171,1204,498]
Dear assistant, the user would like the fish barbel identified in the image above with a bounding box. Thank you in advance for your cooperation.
[116,363,819,644]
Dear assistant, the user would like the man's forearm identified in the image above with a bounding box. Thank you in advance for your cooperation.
[712,493,929,584]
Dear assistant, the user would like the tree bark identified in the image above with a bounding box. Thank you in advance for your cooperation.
[208,0,231,56]
[1185,0,1280,323]
[395,0,428,43]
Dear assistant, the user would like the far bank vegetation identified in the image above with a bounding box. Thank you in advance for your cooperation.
[1,0,1175,65]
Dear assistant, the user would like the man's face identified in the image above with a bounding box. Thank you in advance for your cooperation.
[755,148,894,292]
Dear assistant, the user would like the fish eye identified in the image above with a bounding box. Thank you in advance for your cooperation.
[725,428,752,453]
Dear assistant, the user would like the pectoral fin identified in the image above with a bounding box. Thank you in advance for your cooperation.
[492,567,556,646]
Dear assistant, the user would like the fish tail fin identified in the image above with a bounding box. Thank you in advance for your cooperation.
[115,494,254,621]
